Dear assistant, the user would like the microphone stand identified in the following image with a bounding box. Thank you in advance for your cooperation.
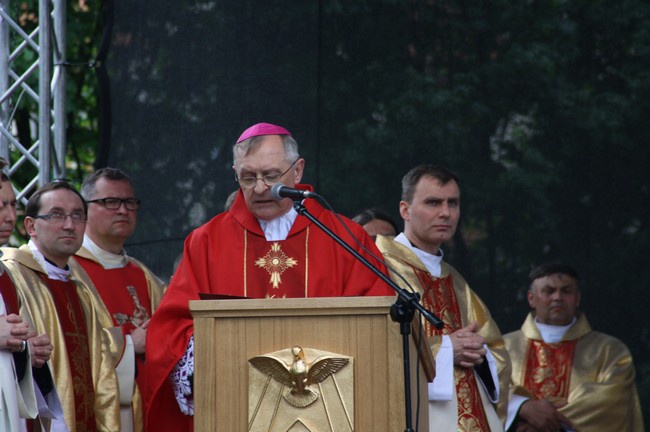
[293,201,443,432]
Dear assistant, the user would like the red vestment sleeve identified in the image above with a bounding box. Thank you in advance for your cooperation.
[144,229,204,432]
[144,187,394,431]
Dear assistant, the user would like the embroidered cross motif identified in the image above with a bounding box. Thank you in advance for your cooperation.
[113,285,149,327]
[255,242,298,289]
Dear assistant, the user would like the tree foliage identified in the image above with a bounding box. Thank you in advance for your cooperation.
[318,0,650,418]
[11,0,647,418]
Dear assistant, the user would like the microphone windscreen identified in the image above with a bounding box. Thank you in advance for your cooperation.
[271,183,286,200]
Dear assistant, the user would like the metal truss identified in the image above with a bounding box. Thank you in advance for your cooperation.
[0,0,66,204]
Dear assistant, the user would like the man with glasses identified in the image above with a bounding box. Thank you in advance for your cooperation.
[145,122,394,431]
[1,181,120,431]
[69,167,165,432]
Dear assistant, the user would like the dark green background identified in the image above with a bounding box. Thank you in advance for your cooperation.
[105,1,650,420]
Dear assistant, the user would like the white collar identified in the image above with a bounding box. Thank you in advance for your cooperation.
[258,207,299,241]
[534,317,577,343]
[28,240,71,281]
[82,235,129,269]
[394,232,444,277]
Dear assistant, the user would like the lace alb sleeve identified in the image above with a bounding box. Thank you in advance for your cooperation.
[170,335,194,415]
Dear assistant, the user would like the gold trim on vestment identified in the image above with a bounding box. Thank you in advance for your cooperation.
[304,226,309,297]
[244,229,248,297]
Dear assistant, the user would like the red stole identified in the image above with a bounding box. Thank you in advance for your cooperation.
[0,271,20,314]
[44,277,97,432]
[414,268,491,432]
[523,339,577,400]
[75,256,151,390]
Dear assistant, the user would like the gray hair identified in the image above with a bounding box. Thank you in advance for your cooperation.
[232,134,299,168]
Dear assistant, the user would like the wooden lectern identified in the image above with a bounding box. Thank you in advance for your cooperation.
[190,296,433,431]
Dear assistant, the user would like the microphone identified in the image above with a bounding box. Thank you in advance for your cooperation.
[271,183,319,201]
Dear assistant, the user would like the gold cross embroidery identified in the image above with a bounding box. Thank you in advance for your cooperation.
[255,242,298,289]
[113,285,149,327]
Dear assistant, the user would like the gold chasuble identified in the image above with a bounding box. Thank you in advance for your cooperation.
[1,246,120,432]
[44,277,97,430]
[376,235,509,432]
[504,313,644,432]
[417,272,491,431]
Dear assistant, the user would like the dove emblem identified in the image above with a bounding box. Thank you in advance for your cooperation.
[249,346,350,408]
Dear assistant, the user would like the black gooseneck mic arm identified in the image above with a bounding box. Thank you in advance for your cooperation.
[292,200,443,432]
[291,201,443,329]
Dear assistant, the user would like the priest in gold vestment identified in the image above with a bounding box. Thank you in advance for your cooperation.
[1,181,120,431]
[377,165,510,432]
[504,262,644,432]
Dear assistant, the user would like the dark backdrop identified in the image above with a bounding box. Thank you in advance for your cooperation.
[106,1,650,416]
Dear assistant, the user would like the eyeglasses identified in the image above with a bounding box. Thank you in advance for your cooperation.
[86,197,141,210]
[33,211,87,224]
[235,159,298,189]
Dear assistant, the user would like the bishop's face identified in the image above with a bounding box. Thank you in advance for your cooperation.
[528,273,581,326]
[234,135,304,221]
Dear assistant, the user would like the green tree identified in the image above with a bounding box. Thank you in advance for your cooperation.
[318,0,650,419]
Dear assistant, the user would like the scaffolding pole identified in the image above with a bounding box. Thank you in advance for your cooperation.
[0,0,66,203]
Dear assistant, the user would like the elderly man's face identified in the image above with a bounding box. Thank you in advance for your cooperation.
[234,135,304,221]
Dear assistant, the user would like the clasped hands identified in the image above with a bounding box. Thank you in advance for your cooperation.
[130,319,150,355]
[449,321,487,368]
[1,313,53,367]
[515,399,574,432]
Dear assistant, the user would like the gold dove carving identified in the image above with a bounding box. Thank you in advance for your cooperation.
[249,346,350,408]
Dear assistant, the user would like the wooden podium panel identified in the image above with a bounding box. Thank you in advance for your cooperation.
[190,296,431,431]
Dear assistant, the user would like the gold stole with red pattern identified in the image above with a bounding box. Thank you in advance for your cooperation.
[523,339,577,400]
[413,268,491,432]
[44,277,98,432]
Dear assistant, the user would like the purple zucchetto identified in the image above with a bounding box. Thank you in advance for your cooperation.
[236,122,292,144]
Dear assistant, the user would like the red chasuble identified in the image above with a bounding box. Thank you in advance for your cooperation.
[414,269,491,432]
[44,277,97,432]
[0,270,20,314]
[74,257,152,390]
[144,185,394,431]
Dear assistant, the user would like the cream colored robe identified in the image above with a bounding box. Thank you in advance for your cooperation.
[376,235,509,432]
[504,312,644,432]
[69,246,166,432]
[0,293,37,431]
[1,246,120,432]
